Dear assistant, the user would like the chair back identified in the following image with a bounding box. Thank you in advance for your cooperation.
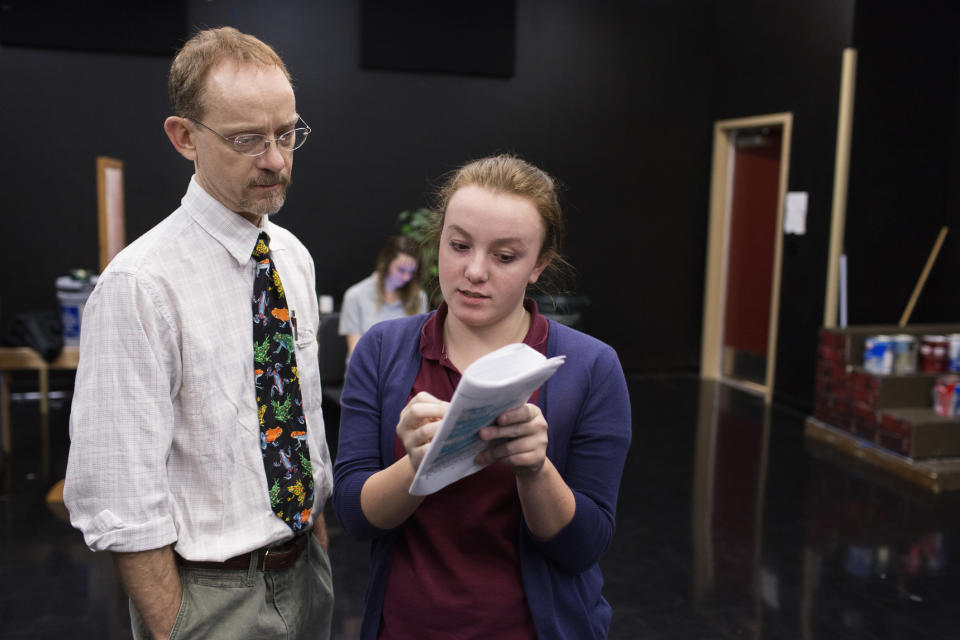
[317,312,347,385]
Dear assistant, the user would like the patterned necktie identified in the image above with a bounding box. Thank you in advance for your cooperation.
[251,231,313,532]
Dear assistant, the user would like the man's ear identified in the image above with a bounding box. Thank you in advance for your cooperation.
[164,116,197,161]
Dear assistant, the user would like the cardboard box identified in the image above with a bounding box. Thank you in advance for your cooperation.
[877,408,960,459]
[847,368,939,410]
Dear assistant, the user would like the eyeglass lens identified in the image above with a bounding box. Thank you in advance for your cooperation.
[234,128,310,156]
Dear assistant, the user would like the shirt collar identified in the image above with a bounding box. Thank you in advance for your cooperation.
[419,298,549,365]
[183,175,280,265]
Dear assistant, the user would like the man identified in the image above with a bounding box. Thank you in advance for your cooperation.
[64,27,334,639]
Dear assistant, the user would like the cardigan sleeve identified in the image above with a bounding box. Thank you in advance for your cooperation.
[526,337,632,574]
[332,315,427,541]
[332,327,391,540]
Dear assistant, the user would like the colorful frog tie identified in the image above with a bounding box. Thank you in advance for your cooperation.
[252,232,313,532]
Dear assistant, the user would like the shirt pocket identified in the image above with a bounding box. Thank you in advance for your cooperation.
[293,320,322,414]
[183,313,257,463]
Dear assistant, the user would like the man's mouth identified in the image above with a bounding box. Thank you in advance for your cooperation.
[250,175,290,189]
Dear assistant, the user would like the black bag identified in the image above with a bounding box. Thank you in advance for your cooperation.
[2,311,63,362]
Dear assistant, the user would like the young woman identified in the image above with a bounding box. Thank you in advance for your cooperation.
[339,235,428,358]
[333,155,632,639]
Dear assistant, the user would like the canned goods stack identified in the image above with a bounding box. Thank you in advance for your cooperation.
[933,375,960,417]
[864,334,922,375]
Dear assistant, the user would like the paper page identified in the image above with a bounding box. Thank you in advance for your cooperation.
[408,343,565,496]
[784,191,808,235]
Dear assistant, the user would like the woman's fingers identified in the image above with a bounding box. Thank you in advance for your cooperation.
[479,404,546,440]
[398,393,448,434]
[397,392,448,471]
[495,403,538,426]
[475,403,548,474]
[407,419,439,449]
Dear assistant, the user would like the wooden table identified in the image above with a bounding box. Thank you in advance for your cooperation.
[0,346,80,476]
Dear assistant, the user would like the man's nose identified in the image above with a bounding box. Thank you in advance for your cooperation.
[256,142,286,172]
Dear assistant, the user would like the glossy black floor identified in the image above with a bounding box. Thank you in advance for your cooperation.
[3,375,959,639]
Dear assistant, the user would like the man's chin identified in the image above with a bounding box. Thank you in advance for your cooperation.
[241,193,287,217]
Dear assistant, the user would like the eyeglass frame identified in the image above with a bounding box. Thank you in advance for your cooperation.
[188,116,311,157]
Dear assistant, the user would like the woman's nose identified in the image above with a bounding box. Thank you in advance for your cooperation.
[464,255,488,282]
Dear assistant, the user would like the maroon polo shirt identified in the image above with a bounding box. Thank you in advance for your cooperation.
[379,300,548,639]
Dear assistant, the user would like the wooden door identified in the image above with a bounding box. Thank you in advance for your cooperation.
[700,114,792,403]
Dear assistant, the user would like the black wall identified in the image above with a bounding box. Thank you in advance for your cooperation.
[710,0,856,408]
[2,0,716,371]
[2,0,957,412]
[846,0,960,327]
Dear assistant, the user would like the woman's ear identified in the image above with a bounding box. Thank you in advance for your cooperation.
[528,253,553,285]
[163,116,198,161]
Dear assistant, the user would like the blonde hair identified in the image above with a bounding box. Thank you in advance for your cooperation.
[168,26,291,121]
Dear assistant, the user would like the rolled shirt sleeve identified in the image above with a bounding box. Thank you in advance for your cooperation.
[64,271,181,552]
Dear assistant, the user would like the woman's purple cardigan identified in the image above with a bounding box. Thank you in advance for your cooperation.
[332,312,632,639]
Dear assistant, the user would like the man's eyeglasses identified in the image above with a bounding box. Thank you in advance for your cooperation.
[190,117,311,157]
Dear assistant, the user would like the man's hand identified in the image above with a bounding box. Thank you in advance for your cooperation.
[312,512,329,550]
[113,546,182,639]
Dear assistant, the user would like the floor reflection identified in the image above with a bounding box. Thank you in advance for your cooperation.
[800,450,960,639]
[692,382,770,634]
[2,376,959,638]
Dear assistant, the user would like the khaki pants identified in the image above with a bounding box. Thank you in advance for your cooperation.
[130,534,334,640]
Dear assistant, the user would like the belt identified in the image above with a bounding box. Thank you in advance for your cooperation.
[175,534,308,572]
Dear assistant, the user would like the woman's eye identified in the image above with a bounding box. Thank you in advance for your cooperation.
[496,253,516,264]
[449,241,469,252]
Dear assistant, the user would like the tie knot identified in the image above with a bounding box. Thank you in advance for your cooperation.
[252,232,272,259]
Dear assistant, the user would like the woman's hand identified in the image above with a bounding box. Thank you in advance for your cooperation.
[397,391,449,472]
[475,403,548,476]
[360,392,444,529]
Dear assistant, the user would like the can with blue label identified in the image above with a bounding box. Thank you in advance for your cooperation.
[864,335,893,375]
[948,334,960,373]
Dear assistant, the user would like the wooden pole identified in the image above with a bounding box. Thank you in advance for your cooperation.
[824,48,858,328]
[899,226,949,327]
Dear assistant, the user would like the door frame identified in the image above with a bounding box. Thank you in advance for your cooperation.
[700,113,793,404]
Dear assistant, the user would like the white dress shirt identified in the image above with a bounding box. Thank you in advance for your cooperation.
[64,176,333,561]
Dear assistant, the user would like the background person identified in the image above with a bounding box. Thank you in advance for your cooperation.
[339,234,428,359]
[333,154,632,639]
[63,27,334,640]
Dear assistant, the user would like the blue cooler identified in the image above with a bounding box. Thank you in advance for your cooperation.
[56,271,97,347]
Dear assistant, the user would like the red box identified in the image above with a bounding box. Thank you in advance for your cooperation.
[852,402,880,441]
[817,343,845,364]
[877,413,911,456]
